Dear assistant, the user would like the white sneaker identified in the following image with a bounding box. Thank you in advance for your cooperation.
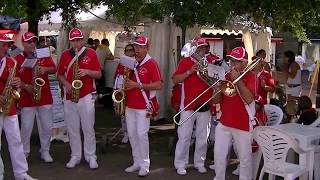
[138,168,149,177]
[209,164,215,170]
[121,136,129,144]
[232,166,240,176]
[176,168,187,175]
[125,165,140,173]
[66,157,80,169]
[41,152,53,163]
[88,158,98,169]
[15,173,38,180]
[195,166,207,173]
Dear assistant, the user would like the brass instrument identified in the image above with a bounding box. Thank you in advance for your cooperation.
[32,63,45,103]
[173,42,262,125]
[112,67,130,116]
[0,58,20,115]
[71,49,83,103]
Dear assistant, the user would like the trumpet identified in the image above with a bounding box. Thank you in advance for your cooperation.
[173,43,262,125]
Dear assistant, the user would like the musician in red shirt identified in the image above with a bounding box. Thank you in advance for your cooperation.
[0,33,36,180]
[17,32,56,163]
[57,28,101,169]
[213,47,256,180]
[173,37,213,175]
[123,36,162,177]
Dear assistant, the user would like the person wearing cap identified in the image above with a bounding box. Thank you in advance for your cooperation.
[172,37,213,175]
[253,51,275,103]
[0,33,37,180]
[123,35,162,177]
[212,47,256,180]
[113,44,135,144]
[57,28,101,169]
[16,32,56,163]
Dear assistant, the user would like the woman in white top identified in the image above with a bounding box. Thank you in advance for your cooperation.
[283,50,302,99]
[283,51,302,119]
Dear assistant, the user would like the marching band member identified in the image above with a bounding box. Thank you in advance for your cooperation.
[0,33,36,180]
[17,32,56,162]
[213,47,256,180]
[124,36,162,177]
[57,28,101,169]
[253,52,275,102]
[113,44,135,144]
[173,37,213,175]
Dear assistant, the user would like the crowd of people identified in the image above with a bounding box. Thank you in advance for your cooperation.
[0,27,317,180]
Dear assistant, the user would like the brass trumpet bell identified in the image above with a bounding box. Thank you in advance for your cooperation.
[71,80,83,90]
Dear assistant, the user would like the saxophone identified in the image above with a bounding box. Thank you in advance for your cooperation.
[0,58,20,115]
[112,67,129,116]
[32,62,45,103]
[71,49,83,103]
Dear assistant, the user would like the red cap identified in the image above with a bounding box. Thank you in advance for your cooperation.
[134,36,149,46]
[226,47,248,61]
[255,95,267,105]
[69,28,84,41]
[0,33,13,42]
[22,32,37,42]
[194,37,208,47]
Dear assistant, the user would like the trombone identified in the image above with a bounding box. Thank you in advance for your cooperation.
[173,55,262,126]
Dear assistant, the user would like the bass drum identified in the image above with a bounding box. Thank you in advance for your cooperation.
[284,99,298,116]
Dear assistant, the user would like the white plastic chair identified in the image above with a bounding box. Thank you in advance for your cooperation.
[253,104,284,179]
[253,126,313,180]
[309,109,320,180]
[264,104,283,126]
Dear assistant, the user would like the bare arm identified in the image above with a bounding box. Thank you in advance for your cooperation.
[284,63,299,78]
[172,64,197,84]
[78,69,102,79]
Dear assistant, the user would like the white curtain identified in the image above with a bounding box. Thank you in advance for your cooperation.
[143,20,200,119]
[255,32,272,63]
[242,31,254,62]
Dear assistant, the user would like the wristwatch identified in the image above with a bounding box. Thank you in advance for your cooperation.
[138,82,143,89]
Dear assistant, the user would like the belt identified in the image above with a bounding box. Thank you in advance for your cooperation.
[287,84,301,88]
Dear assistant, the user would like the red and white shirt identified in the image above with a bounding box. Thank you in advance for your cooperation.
[219,71,256,131]
[57,47,101,100]
[0,57,18,116]
[257,70,274,101]
[173,57,213,111]
[125,55,162,109]
[16,53,55,107]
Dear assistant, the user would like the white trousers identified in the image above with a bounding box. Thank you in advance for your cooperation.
[214,123,252,180]
[64,94,96,161]
[125,107,150,170]
[120,115,127,137]
[0,115,28,178]
[20,105,53,154]
[174,110,211,169]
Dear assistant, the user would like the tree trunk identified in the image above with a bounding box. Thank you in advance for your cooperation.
[26,0,40,36]
[27,19,39,36]
[181,25,186,47]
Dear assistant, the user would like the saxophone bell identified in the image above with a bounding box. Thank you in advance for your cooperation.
[71,79,83,90]
[112,89,125,103]
[34,77,45,87]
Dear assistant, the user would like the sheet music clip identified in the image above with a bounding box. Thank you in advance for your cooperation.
[207,64,226,80]
[36,47,51,58]
[119,55,135,70]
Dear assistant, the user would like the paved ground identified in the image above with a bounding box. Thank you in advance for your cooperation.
[1,105,248,180]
